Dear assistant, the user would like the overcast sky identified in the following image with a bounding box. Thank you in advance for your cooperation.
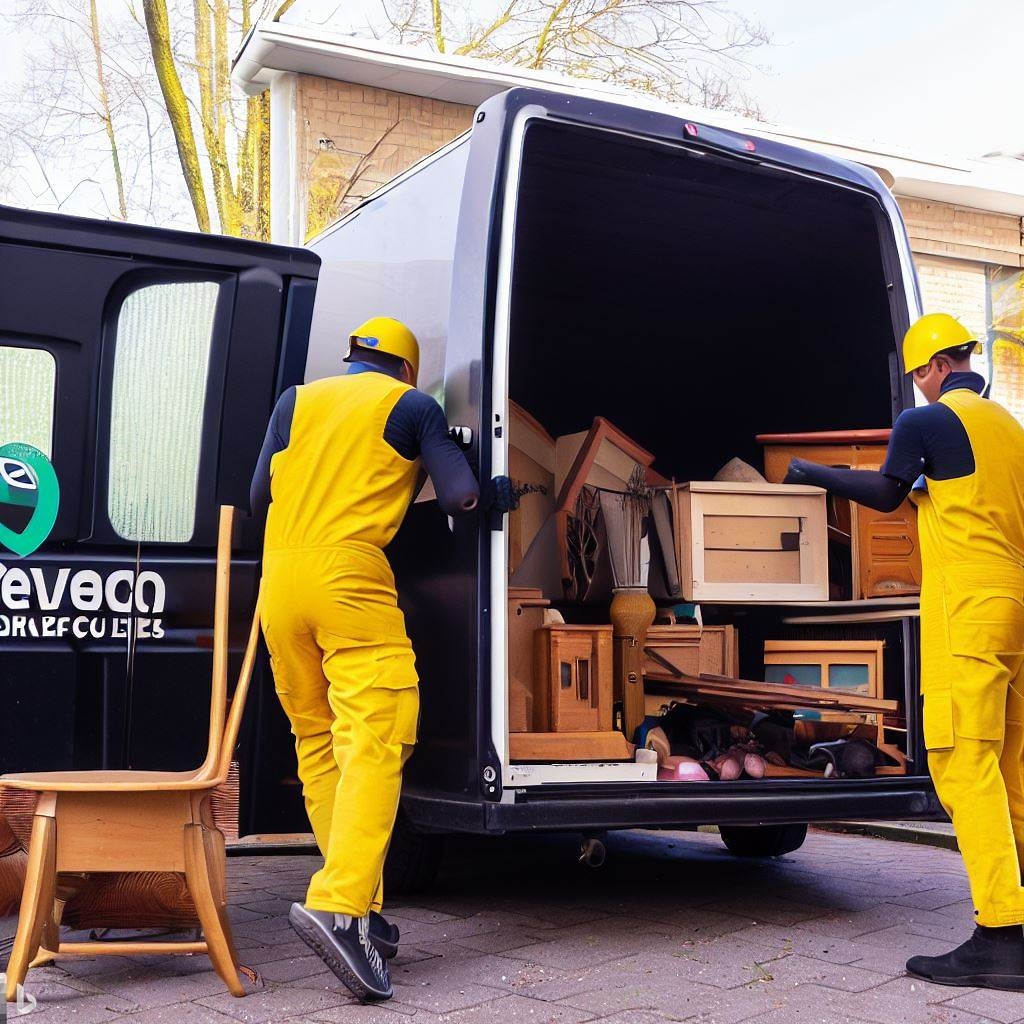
[725,0,1023,160]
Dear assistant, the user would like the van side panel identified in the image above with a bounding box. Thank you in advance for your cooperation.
[305,139,470,400]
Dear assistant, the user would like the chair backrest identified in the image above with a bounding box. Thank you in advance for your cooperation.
[195,506,235,781]
[195,506,262,786]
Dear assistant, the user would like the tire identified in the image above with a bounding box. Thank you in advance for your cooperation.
[383,810,444,895]
[718,823,807,858]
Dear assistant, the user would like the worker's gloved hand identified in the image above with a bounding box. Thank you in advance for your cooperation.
[783,458,814,485]
[480,475,519,514]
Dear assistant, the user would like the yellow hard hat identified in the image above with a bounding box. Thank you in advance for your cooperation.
[902,313,981,373]
[346,316,420,382]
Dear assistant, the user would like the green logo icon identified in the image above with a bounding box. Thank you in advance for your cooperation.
[0,443,60,558]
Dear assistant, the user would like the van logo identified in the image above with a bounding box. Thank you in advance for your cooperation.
[0,443,60,559]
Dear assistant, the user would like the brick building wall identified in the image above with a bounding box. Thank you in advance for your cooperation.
[296,76,474,240]
[897,197,1024,266]
[898,196,1024,422]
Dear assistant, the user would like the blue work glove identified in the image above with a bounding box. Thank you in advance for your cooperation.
[480,475,519,514]
[783,458,815,485]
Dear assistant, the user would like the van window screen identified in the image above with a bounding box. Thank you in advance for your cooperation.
[0,346,56,456]
[108,280,219,542]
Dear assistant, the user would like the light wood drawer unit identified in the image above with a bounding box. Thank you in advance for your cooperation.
[758,430,922,600]
[672,482,828,602]
[534,625,613,732]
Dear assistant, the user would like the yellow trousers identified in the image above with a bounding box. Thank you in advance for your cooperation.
[922,566,1024,926]
[260,545,420,916]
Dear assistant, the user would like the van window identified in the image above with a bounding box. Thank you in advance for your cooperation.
[108,280,220,542]
[0,346,56,457]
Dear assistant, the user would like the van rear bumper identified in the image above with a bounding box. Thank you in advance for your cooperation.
[403,776,941,835]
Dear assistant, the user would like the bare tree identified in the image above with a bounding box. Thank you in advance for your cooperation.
[1,0,769,236]
[372,0,769,114]
[1,0,285,235]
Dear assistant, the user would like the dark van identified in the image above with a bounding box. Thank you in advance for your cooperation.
[0,87,939,892]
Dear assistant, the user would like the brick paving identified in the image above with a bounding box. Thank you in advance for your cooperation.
[5,826,1020,1024]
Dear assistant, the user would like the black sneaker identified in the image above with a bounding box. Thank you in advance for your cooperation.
[369,910,400,960]
[906,925,1024,990]
[288,903,392,1001]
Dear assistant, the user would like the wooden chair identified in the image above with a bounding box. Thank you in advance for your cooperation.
[2,506,262,1000]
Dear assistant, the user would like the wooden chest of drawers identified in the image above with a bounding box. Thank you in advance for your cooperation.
[758,430,922,600]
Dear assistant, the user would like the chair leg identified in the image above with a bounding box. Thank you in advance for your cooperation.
[4,809,56,1002]
[183,824,245,997]
[31,872,88,968]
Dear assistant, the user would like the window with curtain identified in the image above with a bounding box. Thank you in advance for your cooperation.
[0,346,56,456]
[916,255,1024,425]
[108,280,220,542]
[987,266,1024,425]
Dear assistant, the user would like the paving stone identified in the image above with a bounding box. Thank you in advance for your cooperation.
[739,953,891,993]
[453,926,550,954]
[735,924,869,966]
[581,1012,678,1024]
[810,977,994,1024]
[44,955,139,979]
[432,993,594,1023]
[309,1002,441,1022]
[226,905,272,925]
[559,972,777,1022]
[91,962,235,1008]
[253,952,330,983]
[197,982,351,1022]
[105,1001,242,1023]
[888,888,972,912]
[702,895,829,928]
[237,896,304,917]
[6,828,999,1024]
[941,987,1024,1024]
[8,992,138,1023]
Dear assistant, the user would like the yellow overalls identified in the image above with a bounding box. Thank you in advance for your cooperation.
[260,371,421,916]
[914,386,1024,926]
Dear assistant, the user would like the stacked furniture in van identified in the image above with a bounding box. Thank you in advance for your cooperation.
[506,403,913,783]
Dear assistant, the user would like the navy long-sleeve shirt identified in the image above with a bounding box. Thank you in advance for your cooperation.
[785,372,986,512]
[249,365,480,522]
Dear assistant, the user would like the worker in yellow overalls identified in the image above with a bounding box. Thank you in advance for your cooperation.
[786,313,1024,990]
[249,317,487,1001]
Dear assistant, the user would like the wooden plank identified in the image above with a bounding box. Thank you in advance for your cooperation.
[703,516,800,551]
[756,430,892,446]
[705,549,801,584]
[509,731,634,762]
[643,670,898,713]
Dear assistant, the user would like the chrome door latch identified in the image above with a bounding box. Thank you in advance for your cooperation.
[448,425,473,449]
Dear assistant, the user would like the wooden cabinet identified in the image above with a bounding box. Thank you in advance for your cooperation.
[642,624,738,678]
[534,625,613,732]
[758,431,922,600]
[670,482,828,602]
[508,587,551,733]
[643,624,738,716]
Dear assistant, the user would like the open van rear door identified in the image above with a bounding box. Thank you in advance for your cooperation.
[0,205,318,835]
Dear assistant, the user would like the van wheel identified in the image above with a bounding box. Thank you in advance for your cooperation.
[383,811,444,894]
[718,823,807,858]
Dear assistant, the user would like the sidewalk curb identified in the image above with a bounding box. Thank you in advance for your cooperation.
[814,821,959,852]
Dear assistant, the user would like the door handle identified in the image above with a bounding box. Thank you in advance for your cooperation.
[448,425,473,450]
